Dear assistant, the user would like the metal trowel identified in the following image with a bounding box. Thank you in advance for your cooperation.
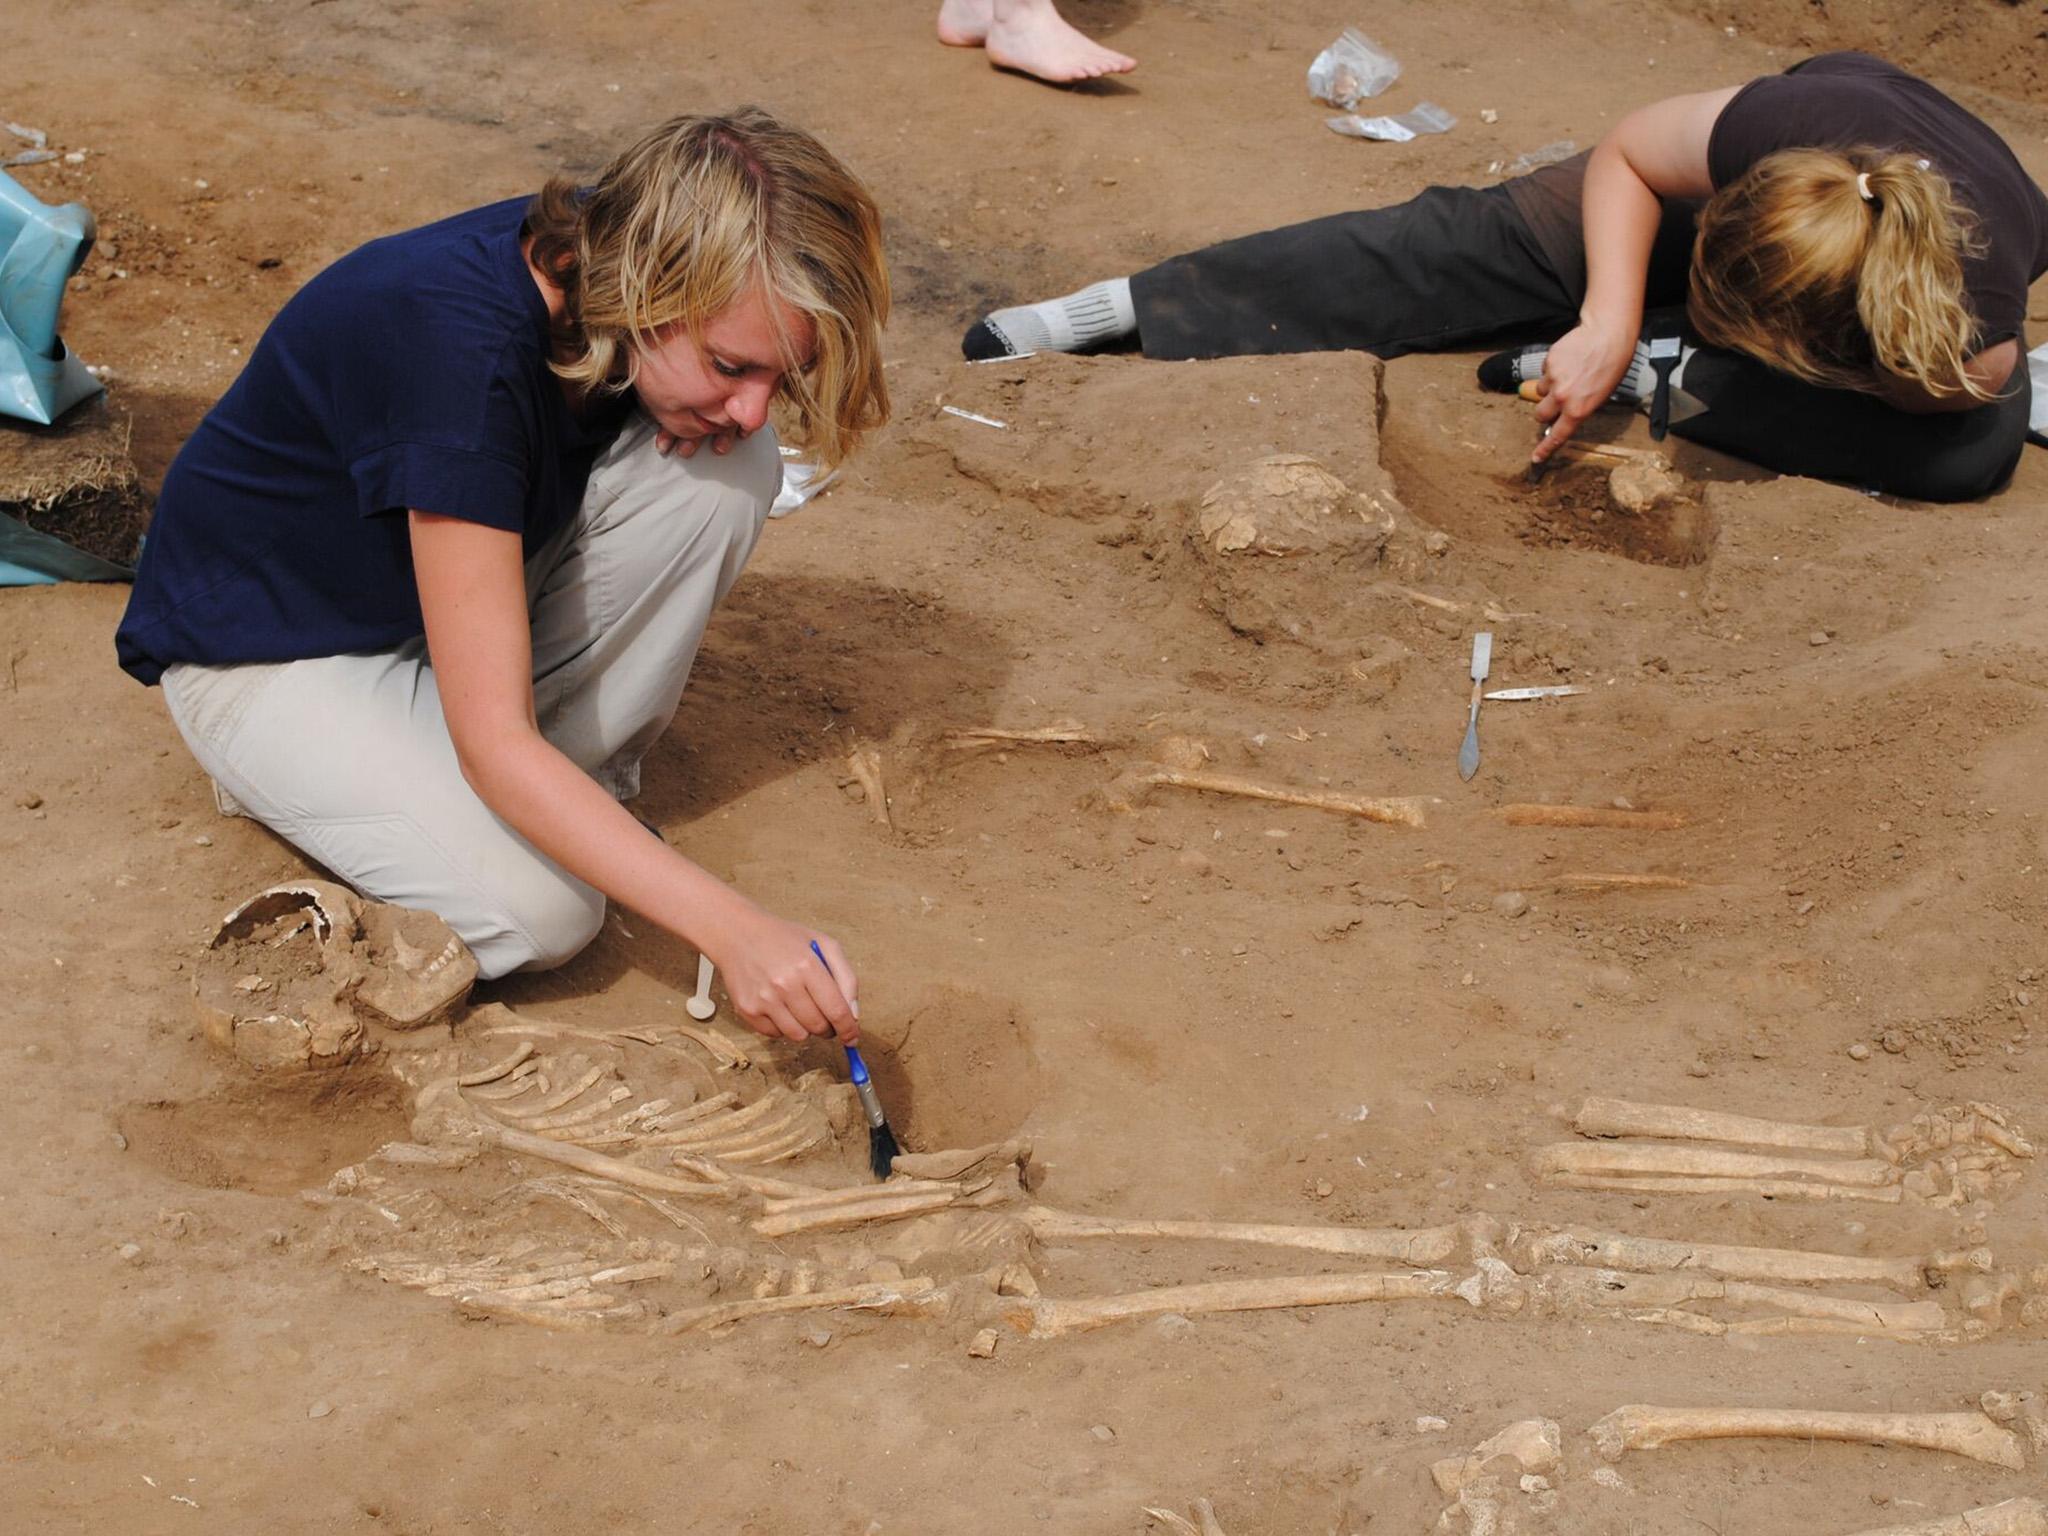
[1458,631,1492,781]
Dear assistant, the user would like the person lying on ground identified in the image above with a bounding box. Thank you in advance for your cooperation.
[961,52,2046,503]
[115,109,890,1044]
[937,0,1134,84]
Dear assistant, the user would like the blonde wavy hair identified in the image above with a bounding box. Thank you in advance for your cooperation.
[1688,147,1996,404]
[526,107,890,467]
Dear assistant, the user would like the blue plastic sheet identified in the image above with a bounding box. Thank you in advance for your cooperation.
[0,167,103,426]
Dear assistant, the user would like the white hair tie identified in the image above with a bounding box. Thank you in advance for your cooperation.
[1856,171,1875,202]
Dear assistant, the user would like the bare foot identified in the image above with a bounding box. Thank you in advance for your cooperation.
[935,0,992,48]
[979,0,1136,82]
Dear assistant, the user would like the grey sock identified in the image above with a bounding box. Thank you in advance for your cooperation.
[974,278,1136,358]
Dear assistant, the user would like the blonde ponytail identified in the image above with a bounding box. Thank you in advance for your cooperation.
[1688,147,1995,404]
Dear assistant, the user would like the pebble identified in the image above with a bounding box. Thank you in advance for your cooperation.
[1847,1042,1872,1061]
[307,1400,333,1419]
[1150,1312,1194,1340]
[801,1325,833,1349]
[1685,1059,1711,1078]
[1313,1179,1334,1198]
[16,791,42,810]
[22,1043,44,1061]
[966,1328,999,1359]
[116,1242,143,1265]
[1415,1415,1449,1433]
[1491,891,1529,919]
[1088,1424,1117,1443]
[1809,630,1831,646]
[1880,1030,1907,1055]
[193,835,213,847]
[111,1131,128,1151]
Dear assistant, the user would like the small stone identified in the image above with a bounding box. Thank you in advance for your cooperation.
[307,1400,333,1419]
[21,1043,45,1061]
[193,834,213,847]
[1519,1475,1551,1494]
[1415,1416,1450,1433]
[1150,1312,1194,1340]
[966,1328,999,1359]
[1848,1042,1872,1061]
[1088,1424,1116,1443]
[1685,1059,1711,1078]
[1491,891,1529,919]
[1881,1030,1908,1055]
[801,1325,833,1349]
[116,1242,143,1265]
[1591,1468,1629,1492]
[1313,1178,1334,1198]
[111,1131,128,1151]
[1480,108,1499,124]
[1175,851,1213,877]
[16,791,42,810]
[264,1229,288,1247]
[1809,630,1831,647]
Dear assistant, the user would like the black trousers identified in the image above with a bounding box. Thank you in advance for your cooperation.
[1127,181,2029,504]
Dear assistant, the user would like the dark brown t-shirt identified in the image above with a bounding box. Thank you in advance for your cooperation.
[1708,51,2048,348]
[1503,53,2048,349]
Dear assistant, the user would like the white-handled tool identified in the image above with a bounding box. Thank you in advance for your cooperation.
[686,954,717,1021]
[1458,632,1493,781]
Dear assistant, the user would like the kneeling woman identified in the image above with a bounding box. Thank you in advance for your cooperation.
[117,110,889,1044]
[964,52,2045,502]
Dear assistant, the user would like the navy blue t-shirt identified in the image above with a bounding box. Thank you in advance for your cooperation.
[116,197,630,685]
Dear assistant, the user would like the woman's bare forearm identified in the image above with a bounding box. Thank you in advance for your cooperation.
[1578,136,1663,337]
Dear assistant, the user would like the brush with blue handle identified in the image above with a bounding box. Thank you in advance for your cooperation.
[809,939,901,1179]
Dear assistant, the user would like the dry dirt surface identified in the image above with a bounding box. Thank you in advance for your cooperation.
[6,2,2048,1533]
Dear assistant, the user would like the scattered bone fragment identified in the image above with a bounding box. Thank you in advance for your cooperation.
[1586,1405,2025,1470]
[670,1021,750,1071]
[1431,1419,1561,1497]
[1840,1500,2048,1536]
[1571,1098,1872,1155]
[1022,1207,1463,1265]
[966,1327,999,1358]
[1498,804,1688,830]
[845,742,892,828]
[1142,1500,1228,1536]
[1006,1270,1458,1339]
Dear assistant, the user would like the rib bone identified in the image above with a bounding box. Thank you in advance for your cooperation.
[457,1042,535,1086]
[1587,1405,2025,1470]
[475,1121,745,1203]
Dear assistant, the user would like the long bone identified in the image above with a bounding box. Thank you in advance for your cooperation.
[1587,1405,2025,1470]
[1005,1270,1460,1339]
[1842,1499,2048,1536]
[1572,1097,1872,1155]
[1533,1141,1897,1187]
[753,1186,969,1238]
[1513,1228,1957,1291]
[1107,765,1431,828]
[1526,1266,1946,1333]
[1543,1171,1904,1203]
[658,1278,944,1335]
[942,721,1096,752]
[845,742,893,828]
[474,1121,748,1203]
[1021,1208,1465,1265]
[1547,872,1693,892]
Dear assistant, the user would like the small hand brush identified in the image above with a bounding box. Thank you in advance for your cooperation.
[809,940,901,1179]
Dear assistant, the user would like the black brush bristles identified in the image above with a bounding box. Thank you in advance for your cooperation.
[868,1119,902,1181]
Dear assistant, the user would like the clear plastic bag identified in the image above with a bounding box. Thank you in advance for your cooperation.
[1325,101,1456,143]
[1307,28,1400,109]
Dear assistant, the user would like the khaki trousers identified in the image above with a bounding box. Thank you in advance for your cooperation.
[162,412,778,978]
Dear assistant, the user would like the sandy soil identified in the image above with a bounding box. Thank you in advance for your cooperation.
[5,1,2048,1532]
